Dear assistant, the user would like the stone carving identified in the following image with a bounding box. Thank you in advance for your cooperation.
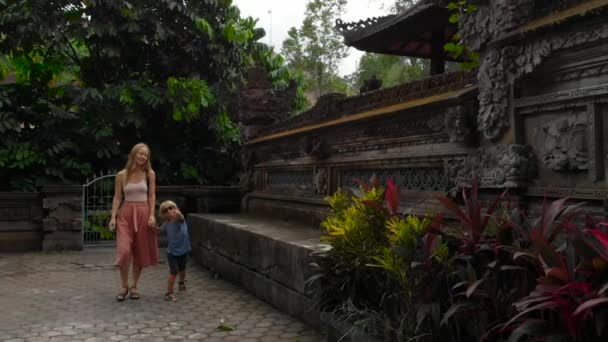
[515,85,608,109]
[535,113,588,171]
[258,105,462,162]
[267,171,313,192]
[513,20,608,81]
[444,102,476,144]
[472,14,608,140]
[341,167,447,192]
[526,186,608,200]
[361,112,445,138]
[314,168,328,195]
[460,0,584,50]
[449,144,537,189]
[553,64,608,82]
[477,47,515,141]
[460,0,535,52]
[308,136,330,159]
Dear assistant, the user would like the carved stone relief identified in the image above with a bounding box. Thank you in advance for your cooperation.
[266,170,314,193]
[477,47,516,141]
[460,1,608,141]
[307,136,330,160]
[551,64,608,83]
[449,144,537,189]
[444,101,477,144]
[340,167,447,192]
[460,0,535,52]
[460,0,586,51]
[526,186,608,200]
[254,105,469,162]
[534,112,588,171]
[314,168,328,195]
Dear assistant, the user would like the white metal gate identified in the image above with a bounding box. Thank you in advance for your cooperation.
[82,171,116,246]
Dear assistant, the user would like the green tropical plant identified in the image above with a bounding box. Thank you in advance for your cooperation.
[445,1,480,70]
[0,0,304,190]
[311,177,450,341]
[281,0,351,98]
[313,176,608,342]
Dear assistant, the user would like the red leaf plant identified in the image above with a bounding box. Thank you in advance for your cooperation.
[500,200,608,341]
[436,178,507,254]
[385,177,399,216]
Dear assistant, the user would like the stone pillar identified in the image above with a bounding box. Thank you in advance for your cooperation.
[42,185,83,251]
[237,66,296,141]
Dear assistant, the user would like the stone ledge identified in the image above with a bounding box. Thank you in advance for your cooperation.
[188,213,328,327]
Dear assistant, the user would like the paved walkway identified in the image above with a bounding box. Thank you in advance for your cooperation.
[0,248,324,342]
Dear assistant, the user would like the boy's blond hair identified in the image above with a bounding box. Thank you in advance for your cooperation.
[159,200,178,218]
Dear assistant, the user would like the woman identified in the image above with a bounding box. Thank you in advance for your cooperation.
[109,143,158,301]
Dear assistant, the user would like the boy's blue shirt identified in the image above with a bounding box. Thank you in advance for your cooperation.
[161,219,191,256]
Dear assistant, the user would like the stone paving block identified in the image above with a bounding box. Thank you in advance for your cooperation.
[0,248,326,341]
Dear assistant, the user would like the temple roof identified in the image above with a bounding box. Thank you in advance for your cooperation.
[335,0,459,60]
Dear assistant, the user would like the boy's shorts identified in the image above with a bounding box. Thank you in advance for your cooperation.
[167,252,187,275]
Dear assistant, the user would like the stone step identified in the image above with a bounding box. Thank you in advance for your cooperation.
[188,213,328,328]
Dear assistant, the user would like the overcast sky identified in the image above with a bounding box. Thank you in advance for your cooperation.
[233,0,393,77]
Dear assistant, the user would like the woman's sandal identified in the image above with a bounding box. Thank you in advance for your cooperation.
[164,292,177,302]
[129,286,140,300]
[116,286,129,302]
[178,281,186,292]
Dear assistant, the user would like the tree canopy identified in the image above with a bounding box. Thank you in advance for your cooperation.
[281,0,351,104]
[352,54,428,90]
[0,0,299,190]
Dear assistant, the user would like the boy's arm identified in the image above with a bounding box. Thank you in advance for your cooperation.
[176,209,185,222]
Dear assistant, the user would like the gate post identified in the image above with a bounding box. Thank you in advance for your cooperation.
[42,185,83,251]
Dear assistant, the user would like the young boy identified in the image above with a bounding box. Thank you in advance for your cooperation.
[158,200,191,302]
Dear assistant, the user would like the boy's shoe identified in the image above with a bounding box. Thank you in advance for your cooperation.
[178,282,186,292]
[164,292,177,302]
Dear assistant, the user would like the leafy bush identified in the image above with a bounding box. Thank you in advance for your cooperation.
[312,178,608,341]
[0,0,304,190]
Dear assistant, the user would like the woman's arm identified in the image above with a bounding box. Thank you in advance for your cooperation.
[109,171,124,228]
[147,170,157,226]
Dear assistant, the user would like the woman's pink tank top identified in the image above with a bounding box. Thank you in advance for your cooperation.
[123,179,148,202]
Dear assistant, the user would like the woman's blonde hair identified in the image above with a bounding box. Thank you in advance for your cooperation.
[124,143,153,181]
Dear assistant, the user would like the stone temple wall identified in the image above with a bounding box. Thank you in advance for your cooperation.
[238,0,608,224]
[0,186,242,252]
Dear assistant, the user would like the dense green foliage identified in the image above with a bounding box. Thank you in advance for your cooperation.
[0,0,300,190]
[351,53,428,90]
[445,1,480,70]
[312,179,608,341]
[281,0,352,104]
